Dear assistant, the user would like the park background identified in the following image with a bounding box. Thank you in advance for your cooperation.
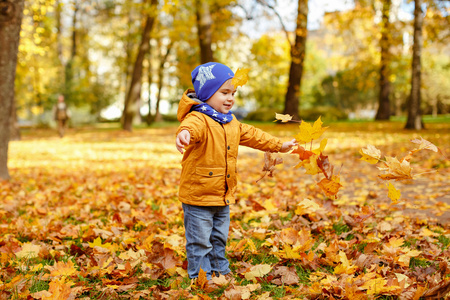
[7,0,450,132]
[1,0,450,299]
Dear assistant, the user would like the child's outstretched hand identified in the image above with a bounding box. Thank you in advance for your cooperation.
[280,139,297,153]
[176,130,191,154]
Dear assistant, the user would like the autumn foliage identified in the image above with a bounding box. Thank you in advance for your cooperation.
[1,121,449,299]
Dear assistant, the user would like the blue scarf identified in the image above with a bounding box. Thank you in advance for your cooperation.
[190,102,233,124]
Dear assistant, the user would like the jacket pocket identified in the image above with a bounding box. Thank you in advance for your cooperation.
[196,166,224,177]
[191,166,226,198]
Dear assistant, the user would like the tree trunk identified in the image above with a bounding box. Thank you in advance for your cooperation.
[405,0,424,130]
[55,0,64,66]
[65,1,78,95]
[195,0,214,63]
[375,0,392,120]
[283,0,308,120]
[55,0,66,89]
[122,0,158,132]
[0,0,25,180]
[146,50,153,125]
[154,42,174,123]
[10,98,21,141]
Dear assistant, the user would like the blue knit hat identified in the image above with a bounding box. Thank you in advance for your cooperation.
[191,62,234,101]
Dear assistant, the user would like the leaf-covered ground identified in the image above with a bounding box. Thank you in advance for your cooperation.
[1,121,449,300]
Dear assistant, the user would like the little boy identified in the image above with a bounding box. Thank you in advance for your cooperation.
[175,62,296,287]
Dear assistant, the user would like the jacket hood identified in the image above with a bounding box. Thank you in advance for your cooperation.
[177,89,202,122]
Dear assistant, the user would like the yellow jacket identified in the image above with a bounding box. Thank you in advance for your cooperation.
[176,89,282,206]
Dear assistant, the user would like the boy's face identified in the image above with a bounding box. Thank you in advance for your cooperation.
[205,80,236,114]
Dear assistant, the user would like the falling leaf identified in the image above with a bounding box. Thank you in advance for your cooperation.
[292,145,314,161]
[360,145,381,164]
[378,156,413,181]
[312,138,328,155]
[294,117,328,144]
[410,136,438,153]
[295,154,320,175]
[274,113,293,123]
[317,176,342,199]
[256,152,283,182]
[403,137,440,161]
[231,67,250,88]
[387,182,401,203]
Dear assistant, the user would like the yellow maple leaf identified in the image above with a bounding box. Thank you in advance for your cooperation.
[387,237,404,248]
[279,244,302,260]
[359,145,381,164]
[42,277,73,300]
[246,238,258,254]
[294,199,321,216]
[334,251,358,275]
[398,249,421,267]
[312,138,327,155]
[293,229,315,252]
[15,243,41,259]
[295,154,320,175]
[231,67,250,88]
[311,117,328,140]
[244,264,272,282]
[88,237,104,248]
[361,277,399,295]
[48,260,78,277]
[387,182,401,203]
[274,113,293,123]
[88,237,116,252]
[294,117,328,144]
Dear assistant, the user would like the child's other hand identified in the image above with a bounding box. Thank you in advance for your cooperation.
[176,130,191,154]
[280,139,297,153]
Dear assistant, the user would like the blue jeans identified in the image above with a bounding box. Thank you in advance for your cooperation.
[182,203,231,280]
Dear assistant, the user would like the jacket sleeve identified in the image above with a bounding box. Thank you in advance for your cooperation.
[239,122,282,152]
[176,113,205,144]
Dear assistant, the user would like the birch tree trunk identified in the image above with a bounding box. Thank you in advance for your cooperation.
[0,0,25,180]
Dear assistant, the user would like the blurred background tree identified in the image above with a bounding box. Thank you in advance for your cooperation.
[10,0,450,129]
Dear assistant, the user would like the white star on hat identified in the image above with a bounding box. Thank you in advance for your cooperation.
[195,65,216,90]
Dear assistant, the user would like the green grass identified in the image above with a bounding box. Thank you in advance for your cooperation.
[437,234,450,249]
